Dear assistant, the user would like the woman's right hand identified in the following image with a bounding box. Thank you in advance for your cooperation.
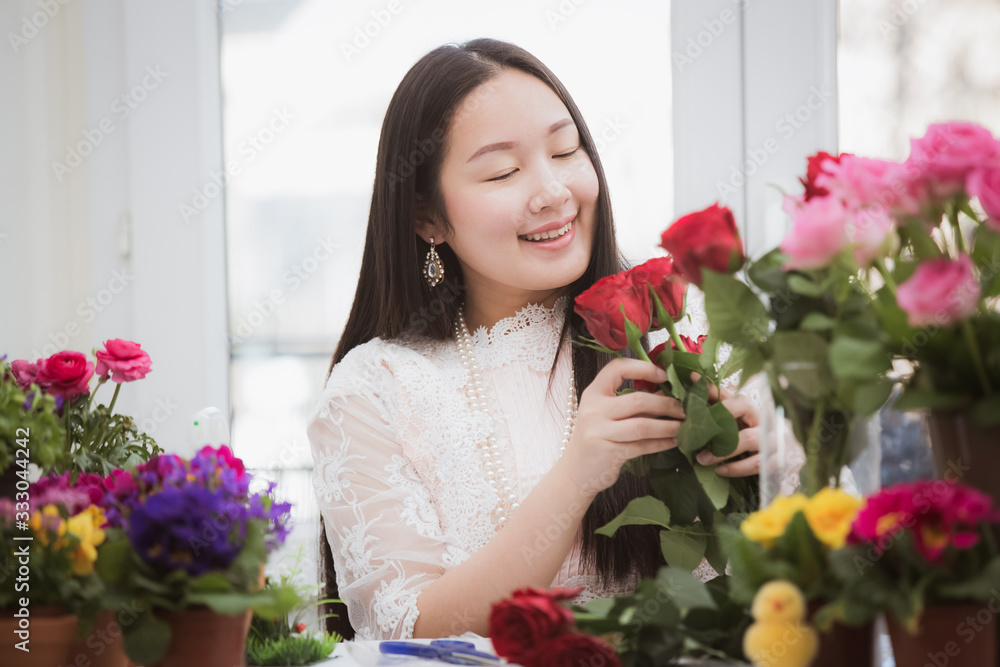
[559,357,685,495]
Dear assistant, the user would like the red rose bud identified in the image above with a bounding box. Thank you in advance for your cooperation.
[628,256,686,327]
[574,272,652,350]
[635,335,707,392]
[36,351,94,401]
[659,204,745,286]
[800,151,849,201]
[534,632,621,667]
[489,588,579,664]
[294,622,307,633]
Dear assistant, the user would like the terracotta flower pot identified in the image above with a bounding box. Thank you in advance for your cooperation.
[0,605,79,666]
[887,603,997,666]
[69,608,129,667]
[808,602,874,667]
[150,606,251,667]
[928,412,1000,497]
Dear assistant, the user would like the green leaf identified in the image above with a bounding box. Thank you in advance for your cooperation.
[124,609,172,665]
[707,402,739,458]
[693,462,730,511]
[677,378,723,454]
[622,303,647,353]
[747,249,789,292]
[973,225,1000,298]
[788,274,827,297]
[845,377,895,415]
[667,365,687,402]
[937,558,1000,599]
[656,567,718,612]
[596,496,671,537]
[704,532,728,577]
[660,529,708,572]
[771,331,834,401]
[829,336,893,380]
[702,269,769,346]
[577,597,616,618]
[800,313,835,331]
[649,469,700,525]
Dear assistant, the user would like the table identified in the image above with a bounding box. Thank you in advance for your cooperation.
[313,635,504,666]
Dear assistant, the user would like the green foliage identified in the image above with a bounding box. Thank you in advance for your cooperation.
[0,361,66,475]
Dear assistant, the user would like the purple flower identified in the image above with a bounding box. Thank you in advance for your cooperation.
[128,485,243,576]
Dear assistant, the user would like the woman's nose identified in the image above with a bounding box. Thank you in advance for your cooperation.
[528,174,571,214]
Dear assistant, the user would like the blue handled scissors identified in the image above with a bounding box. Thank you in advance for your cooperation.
[379,639,501,665]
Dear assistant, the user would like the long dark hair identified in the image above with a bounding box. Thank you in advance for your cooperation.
[319,38,662,640]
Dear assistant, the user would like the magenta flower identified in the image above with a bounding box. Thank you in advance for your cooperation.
[780,195,851,269]
[968,167,1000,231]
[36,351,94,401]
[95,339,152,384]
[10,359,40,392]
[897,254,980,327]
[906,122,1000,195]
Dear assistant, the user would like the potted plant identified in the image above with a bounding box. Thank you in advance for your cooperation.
[246,547,342,665]
[719,488,878,667]
[833,479,1000,666]
[93,445,300,667]
[0,488,107,666]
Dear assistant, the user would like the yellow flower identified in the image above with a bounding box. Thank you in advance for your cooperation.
[29,505,66,547]
[741,494,809,547]
[803,488,863,549]
[65,506,107,576]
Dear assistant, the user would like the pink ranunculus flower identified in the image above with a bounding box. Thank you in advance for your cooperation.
[968,167,1000,231]
[95,339,152,383]
[897,254,981,327]
[10,359,40,391]
[36,351,94,401]
[906,122,1000,194]
[780,195,851,269]
[848,206,895,267]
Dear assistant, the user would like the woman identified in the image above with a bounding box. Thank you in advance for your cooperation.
[307,38,762,641]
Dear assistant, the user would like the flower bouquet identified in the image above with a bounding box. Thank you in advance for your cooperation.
[832,480,1000,665]
[85,445,299,666]
[572,206,758,573]
[0,488,107,664]
[6,339,162,477]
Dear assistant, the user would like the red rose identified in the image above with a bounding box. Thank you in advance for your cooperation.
[95,339,152,383]
[36,351,94,401]
[634,335,707,392]
[294,622,307,633]
[574,272,652,350]
[800,151,848,201]
[659,204,745,285]
[628,256,686,327]
[10,359,40,391]
[489,587,579,664]
[528,632,621,667]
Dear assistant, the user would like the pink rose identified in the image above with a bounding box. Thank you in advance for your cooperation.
[906,122,1000,194]
[897,254,981,327]
[816,155,920,214]
[780,195,850,269]
[95,339,152,383]
[848,206,895,267]
[36,351,94,401]
[10,359,40,391]
[968,167,1000,231]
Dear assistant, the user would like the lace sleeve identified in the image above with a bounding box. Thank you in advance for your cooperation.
[307,344,471,640]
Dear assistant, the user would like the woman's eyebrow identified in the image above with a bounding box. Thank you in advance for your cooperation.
[466,118,576,163]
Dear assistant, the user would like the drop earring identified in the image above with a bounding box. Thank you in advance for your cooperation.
[423,237,445,287]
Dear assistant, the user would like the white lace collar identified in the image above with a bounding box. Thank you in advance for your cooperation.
[467,295,570,372]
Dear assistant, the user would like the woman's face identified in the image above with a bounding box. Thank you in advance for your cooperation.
[427,69,599,309]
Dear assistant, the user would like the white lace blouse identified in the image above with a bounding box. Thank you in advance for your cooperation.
[307,289,731,640]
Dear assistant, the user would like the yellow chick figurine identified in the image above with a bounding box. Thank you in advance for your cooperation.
[743,580,819,667]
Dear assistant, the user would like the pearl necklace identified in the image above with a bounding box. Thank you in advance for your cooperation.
[454,308,578,528]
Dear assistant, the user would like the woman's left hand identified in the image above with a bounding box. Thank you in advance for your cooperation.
[691,374,761,478]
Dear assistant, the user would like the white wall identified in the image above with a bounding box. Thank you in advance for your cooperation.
[0,0,229,458]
